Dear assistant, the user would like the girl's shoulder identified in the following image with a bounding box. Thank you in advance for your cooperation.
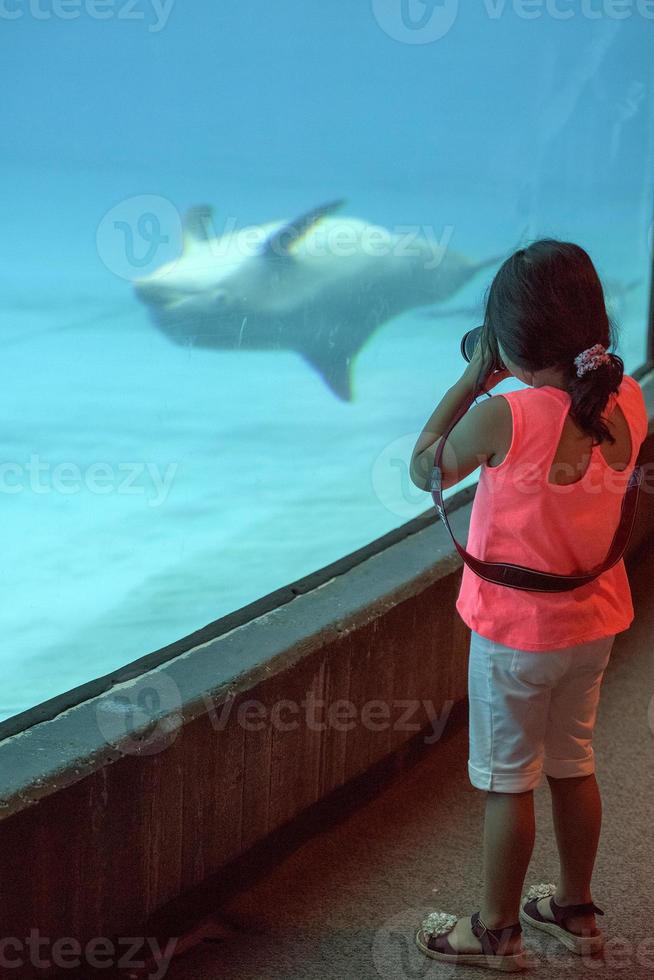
[619,374,649,445]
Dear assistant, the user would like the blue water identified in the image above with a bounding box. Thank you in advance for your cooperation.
[1,5,653,721]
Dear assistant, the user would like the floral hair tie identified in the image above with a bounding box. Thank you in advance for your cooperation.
[573,343,611,378]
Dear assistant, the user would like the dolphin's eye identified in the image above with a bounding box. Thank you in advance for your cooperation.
[210,289,228,307]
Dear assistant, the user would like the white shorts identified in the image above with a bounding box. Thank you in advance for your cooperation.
[467,629,615,793]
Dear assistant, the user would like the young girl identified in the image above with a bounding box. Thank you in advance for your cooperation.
[409,239,649,971]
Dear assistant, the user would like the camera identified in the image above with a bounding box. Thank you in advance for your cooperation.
[460,325,506,374]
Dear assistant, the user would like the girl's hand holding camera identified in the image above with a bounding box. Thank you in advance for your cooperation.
[410,327,514,493]
[461,335,512,393]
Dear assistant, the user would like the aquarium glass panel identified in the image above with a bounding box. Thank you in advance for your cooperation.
[2,4,653,721]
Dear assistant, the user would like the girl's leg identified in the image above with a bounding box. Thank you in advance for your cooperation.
[547,771,601,904]
[435,788,534,954]
[540,637,611,931]
[480,788,536,928]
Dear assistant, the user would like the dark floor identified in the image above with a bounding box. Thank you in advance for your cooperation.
[161,545,654,980]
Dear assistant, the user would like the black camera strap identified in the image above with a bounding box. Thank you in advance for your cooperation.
[429,387,643,593]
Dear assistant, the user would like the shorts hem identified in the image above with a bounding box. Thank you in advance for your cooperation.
[542,757,595,779]
[468,761,543,792]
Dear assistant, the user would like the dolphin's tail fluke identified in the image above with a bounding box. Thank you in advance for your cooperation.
[469,252,506,275]
[419,303,482,320]
[469,225,531,277]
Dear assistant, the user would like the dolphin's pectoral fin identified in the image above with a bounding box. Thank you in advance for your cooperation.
[183,204,215,250]
[298,345,354,402]
[262,199,346,260]
[293,316,365,401]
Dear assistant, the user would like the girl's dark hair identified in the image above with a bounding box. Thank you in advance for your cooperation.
[477,239,624,446]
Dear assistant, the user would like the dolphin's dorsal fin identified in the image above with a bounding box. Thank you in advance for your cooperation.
[262,199,346,260]
[183,205,215,250]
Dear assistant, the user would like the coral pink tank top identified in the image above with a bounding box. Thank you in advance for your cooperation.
[455,374,649,651]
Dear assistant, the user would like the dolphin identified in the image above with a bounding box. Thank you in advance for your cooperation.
[133,200,506,401]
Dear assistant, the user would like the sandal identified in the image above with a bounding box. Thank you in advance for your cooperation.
[519,882,605,955]
[415,909,535,972]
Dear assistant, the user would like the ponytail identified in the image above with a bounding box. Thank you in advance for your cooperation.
[564,351,624,447]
